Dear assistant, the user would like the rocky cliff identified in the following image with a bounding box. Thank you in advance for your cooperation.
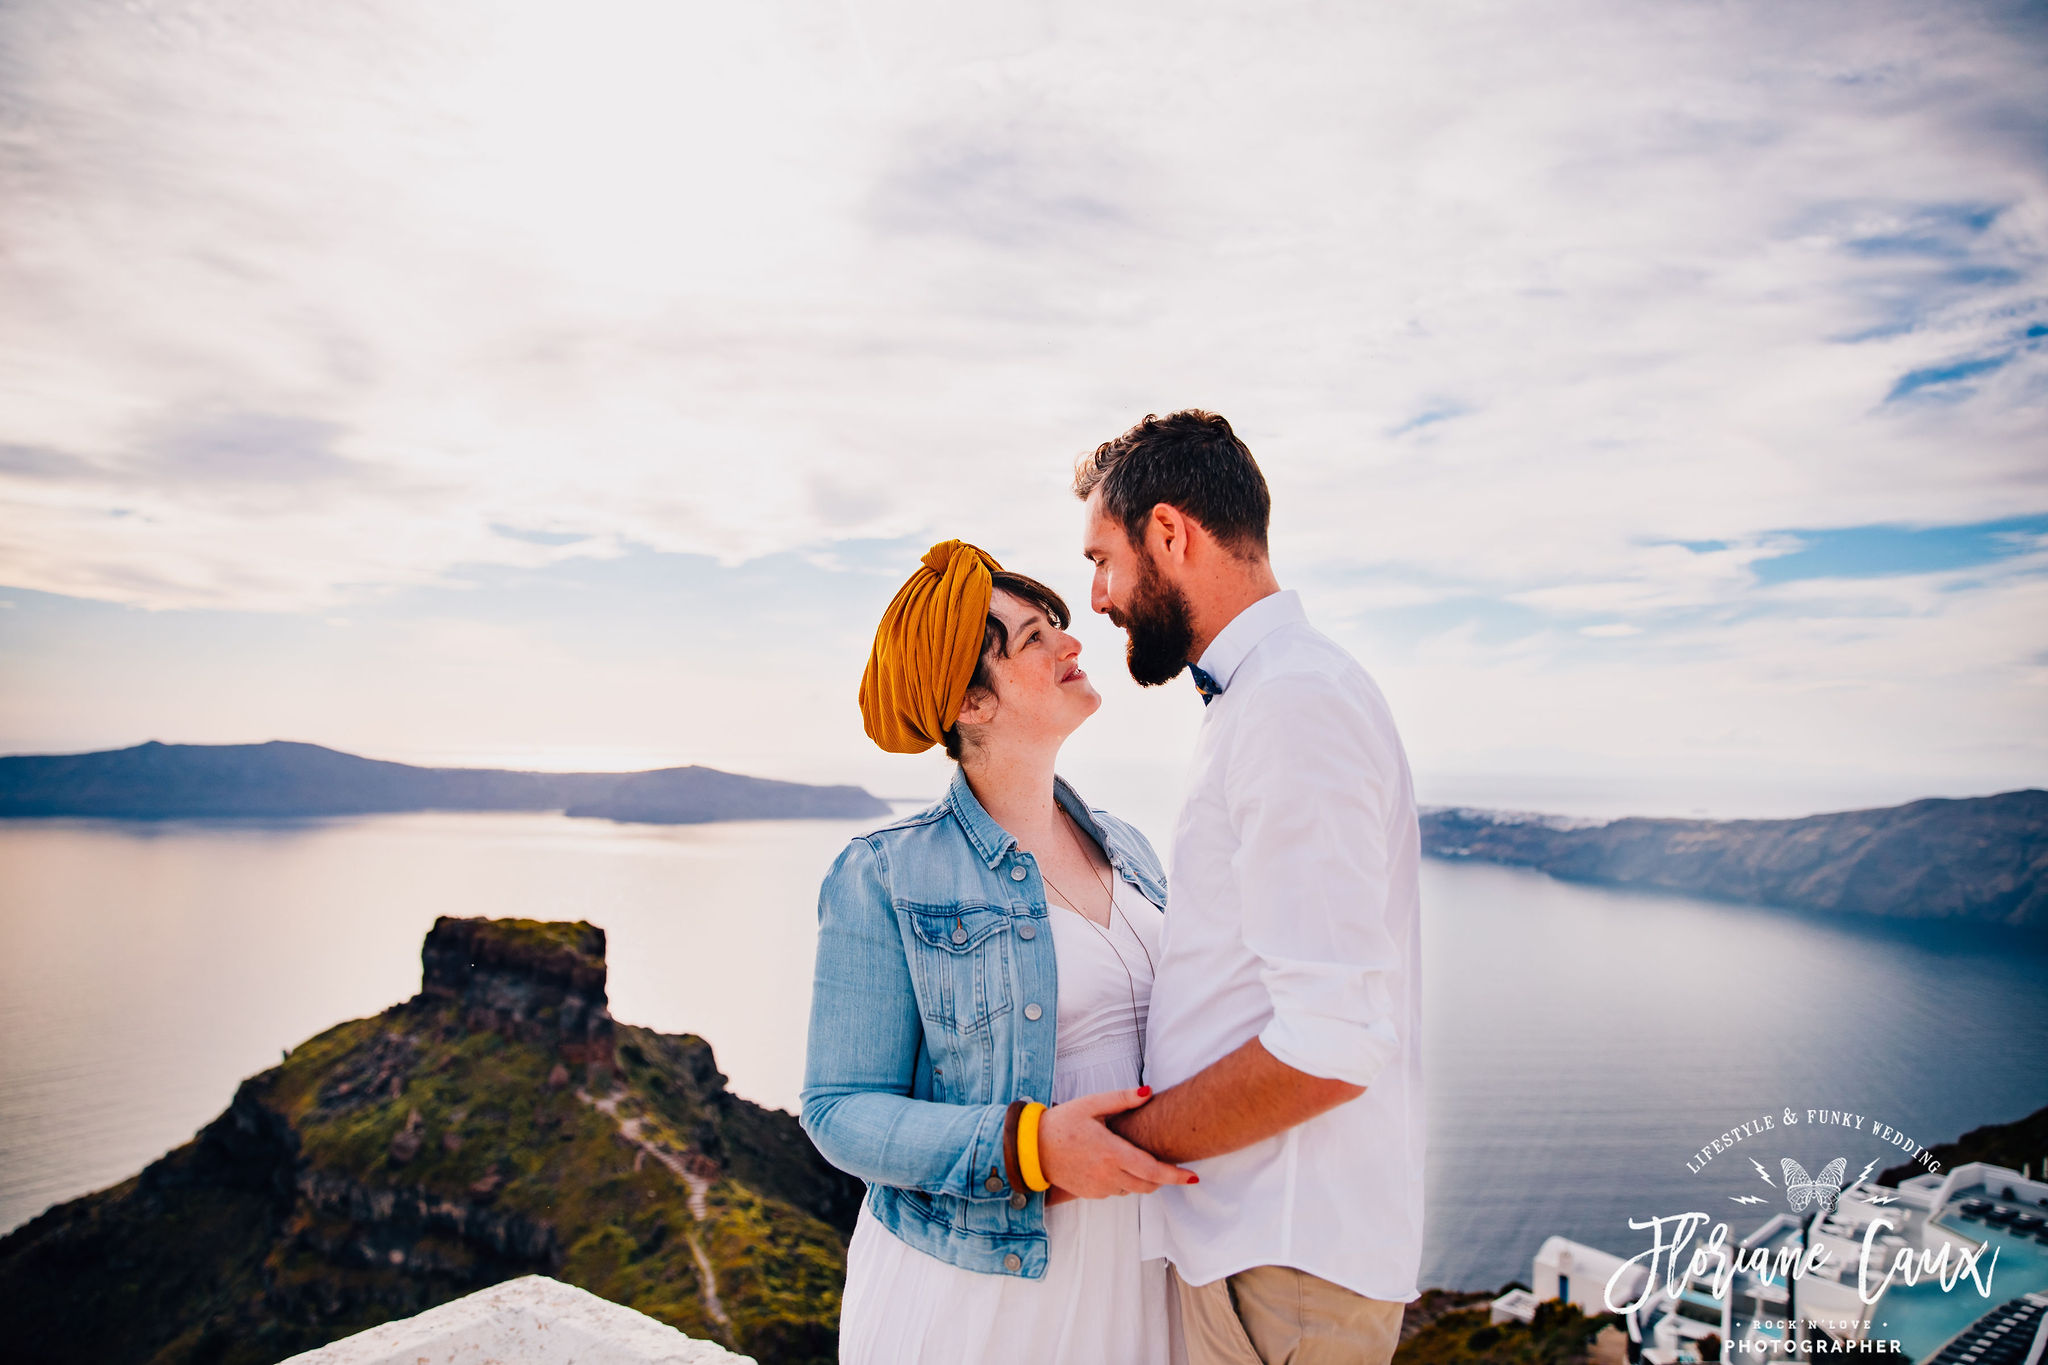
[1876,1101,2048,1188]
[1421,790,2047,927]
[0,916,862,1365]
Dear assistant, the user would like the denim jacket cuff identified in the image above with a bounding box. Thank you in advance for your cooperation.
[962,1100,1015,1200]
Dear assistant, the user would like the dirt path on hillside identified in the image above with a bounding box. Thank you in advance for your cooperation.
[577,1086,730,1334]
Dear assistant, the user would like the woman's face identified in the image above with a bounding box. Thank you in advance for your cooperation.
[954,587,1101,748]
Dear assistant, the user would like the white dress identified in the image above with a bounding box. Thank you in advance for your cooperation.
[837,875,1178,1365]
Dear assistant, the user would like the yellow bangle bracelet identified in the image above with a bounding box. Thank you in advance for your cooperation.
[1017,1101,1050,1191]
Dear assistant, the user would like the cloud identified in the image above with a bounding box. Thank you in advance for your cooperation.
[0,445,100,481]
[0,0,2044,782]
[869,125,1134,252]
[143,414,353,485]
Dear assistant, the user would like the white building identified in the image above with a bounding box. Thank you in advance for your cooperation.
[1494,1161,2048,1365]
[280,1276,753,1365]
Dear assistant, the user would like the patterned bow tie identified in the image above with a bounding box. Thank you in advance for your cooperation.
[1188,663,1222,705]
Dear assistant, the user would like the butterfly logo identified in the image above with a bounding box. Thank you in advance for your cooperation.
[1782,1157,1847,1214]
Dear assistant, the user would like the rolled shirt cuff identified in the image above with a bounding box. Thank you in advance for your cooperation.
[1258,1009,1399,1089]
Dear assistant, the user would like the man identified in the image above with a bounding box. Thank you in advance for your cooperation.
[1072,410,1425,1365]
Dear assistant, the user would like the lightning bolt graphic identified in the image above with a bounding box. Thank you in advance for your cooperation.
[1752,1158,1775,1186]
[1852,1158,1880,1189]
[1730,1195,1768,1205]
[1867,1192,1897,1205]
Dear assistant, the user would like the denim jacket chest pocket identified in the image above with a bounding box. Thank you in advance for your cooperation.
[902,901,1014,1038]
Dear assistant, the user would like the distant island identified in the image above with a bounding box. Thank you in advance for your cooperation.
[1421,789,2047,928]
[0,915,862,1365]
[0,739,892,825]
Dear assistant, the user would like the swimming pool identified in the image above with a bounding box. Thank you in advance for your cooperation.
[1876,1216,2048,1362]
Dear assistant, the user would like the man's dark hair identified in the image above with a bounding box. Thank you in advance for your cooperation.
[942,569,1071,762]
[1071,409,1270,557]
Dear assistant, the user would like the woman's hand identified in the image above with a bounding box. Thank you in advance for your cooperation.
[1035,1086,1199,1199]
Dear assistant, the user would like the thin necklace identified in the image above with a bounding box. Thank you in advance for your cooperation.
[1057,807,1156,978]
[1038,807,1157,1060]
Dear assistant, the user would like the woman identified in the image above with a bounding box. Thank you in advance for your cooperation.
[800,540,1196,1364]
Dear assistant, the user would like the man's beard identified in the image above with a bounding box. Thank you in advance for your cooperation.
[1111,554,1196,687]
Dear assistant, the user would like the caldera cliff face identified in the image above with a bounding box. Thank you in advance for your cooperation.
[0,915,860,1365]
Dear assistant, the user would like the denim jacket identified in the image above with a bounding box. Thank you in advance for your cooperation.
[798,765,1168,1278]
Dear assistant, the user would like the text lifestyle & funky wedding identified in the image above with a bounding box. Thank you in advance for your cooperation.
[1685,1109,1942,1178]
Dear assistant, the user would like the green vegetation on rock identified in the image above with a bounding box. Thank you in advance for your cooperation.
[1394,1293,1626,1365]
[0,916,860,1365]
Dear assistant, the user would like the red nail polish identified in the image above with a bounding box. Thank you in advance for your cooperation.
[1136,1086,1152,1098]
[1189,1175,1200,1184]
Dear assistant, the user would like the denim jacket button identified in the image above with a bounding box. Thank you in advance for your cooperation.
[1010,866,1027,881]
[952,926,968,944]
[1023,1002,1042,1021]
[1004,1253,1023,1272]
[1018,922,1036,940]
[985,1174,1003,1192]
[1010,1191,1027,1209]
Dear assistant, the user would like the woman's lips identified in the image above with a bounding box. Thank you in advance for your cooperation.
[1061,666,1086,683]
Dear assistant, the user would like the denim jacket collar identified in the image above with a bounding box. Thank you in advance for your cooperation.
[943,764,1116,870]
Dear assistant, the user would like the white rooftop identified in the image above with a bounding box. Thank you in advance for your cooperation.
[278,1275,754,1365]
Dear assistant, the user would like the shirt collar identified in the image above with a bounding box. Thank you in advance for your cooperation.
[1194,588,1303,695]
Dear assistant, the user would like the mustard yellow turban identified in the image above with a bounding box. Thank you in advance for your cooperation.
[860,539,1005,754]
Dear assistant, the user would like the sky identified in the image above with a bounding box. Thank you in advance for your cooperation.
[2,0,2045,819]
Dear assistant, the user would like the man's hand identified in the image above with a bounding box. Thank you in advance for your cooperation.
[1108,1037,1364,1164]
[1036,1087,1201,1198]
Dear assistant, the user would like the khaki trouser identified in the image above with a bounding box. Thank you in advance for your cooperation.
[1172,1263,1405,1365]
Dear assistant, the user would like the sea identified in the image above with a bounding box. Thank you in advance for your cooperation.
[2,791,2044,1294]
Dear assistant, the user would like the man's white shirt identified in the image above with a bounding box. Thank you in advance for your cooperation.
[1137,588,1426,1302]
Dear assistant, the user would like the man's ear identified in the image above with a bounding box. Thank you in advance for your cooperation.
[1147,503,1192,565]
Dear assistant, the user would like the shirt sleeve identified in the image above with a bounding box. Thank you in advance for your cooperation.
[1225,668,1406,1088]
